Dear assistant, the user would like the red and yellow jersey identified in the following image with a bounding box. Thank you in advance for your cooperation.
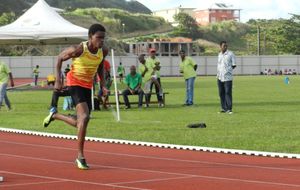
[67,41,104,89]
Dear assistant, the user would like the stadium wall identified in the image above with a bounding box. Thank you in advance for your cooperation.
[1,55,300,78]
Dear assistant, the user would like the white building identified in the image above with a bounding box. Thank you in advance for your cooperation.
[152,6,196,26]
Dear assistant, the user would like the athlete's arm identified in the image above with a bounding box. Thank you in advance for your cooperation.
[55,44,83,91]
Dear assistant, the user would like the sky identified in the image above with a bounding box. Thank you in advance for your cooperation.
[136,0,300,22]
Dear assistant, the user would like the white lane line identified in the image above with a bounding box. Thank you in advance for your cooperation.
[0,153,187,177]
[1,139,300,173]
[0,170,150,190]
[0,180,64,188]
[1,153,300,188]
[109,176,194,185]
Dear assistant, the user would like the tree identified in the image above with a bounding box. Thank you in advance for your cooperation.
[172,12,201,39]
[245,17,300,55]
[0,12,15,26]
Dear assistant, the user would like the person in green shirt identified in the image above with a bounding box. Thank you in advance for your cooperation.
[179,50,197,106]
[33,65,40,86]
[0,61,14,110]
[138,54,163,107]
[147,48,164,106]
[122,65,143,109]
[117,62,125,83]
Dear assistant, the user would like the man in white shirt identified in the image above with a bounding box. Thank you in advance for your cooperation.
[217,41,236,114]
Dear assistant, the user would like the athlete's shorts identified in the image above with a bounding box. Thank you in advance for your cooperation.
[68,86,92,111]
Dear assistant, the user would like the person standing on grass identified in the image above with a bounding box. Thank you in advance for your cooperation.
[98,58,112,109]
[217,41,236,114]
[138,54,163,107]
[122,65,143,109]
[147,48,164,107]
[43,24,108,170]
[117,62,125,83]
[33,65,40,86]
[0,61,14,110]
[179,50,197,106]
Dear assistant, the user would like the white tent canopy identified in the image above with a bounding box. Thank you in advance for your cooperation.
[0,0,88,45]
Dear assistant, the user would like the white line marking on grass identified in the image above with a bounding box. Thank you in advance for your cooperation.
[0,170,150,190]
[0,180,64,188]
[1,154,300,188]
[0,127,299,160]
[1,140,300,173]
[119,120,162,124]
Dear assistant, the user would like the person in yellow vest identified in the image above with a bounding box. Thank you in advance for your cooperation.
[43,24,108,170]
[47,73,56,86]
[179,50,197,106]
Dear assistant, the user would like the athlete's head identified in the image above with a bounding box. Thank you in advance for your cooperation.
[88,24,106,49]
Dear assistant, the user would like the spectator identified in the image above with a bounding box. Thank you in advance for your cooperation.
[217,41,236,114]
[138,54,163,107]
[147,48,164,107]
[263,69,268,75]
[179,50,197,106]
[64,64,70,76]
[33,65,40,86]
[122,65,143,109]
[117,62,125,83]
[47,73,56,86]
[98,58,112,109]
[0,61,14,110]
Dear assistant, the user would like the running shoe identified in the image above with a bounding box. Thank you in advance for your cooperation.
[43,107,57,128]
[75,158,89,170]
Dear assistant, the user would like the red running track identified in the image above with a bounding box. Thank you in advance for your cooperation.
[0,132,300,190]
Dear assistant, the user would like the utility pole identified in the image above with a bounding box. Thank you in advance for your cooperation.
[263,30,266,55]
[257,25,260,56]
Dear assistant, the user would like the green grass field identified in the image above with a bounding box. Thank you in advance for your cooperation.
[1,76,300,154]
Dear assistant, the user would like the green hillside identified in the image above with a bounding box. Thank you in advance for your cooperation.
[64,8,171,35]
[4,0,152,15]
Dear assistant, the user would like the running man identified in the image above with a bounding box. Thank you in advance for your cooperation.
[43,24,108,170]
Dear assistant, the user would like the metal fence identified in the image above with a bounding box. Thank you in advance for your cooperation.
[1,55,300,78]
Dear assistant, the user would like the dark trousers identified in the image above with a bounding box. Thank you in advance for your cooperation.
[34,76,38,86]
[122,88,144,107]
[149,78,163,102]
[50,87,71,108]
[217,80,233,111]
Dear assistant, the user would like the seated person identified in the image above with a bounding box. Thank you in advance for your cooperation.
[47,74,56,86]
[122,65,143,109]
